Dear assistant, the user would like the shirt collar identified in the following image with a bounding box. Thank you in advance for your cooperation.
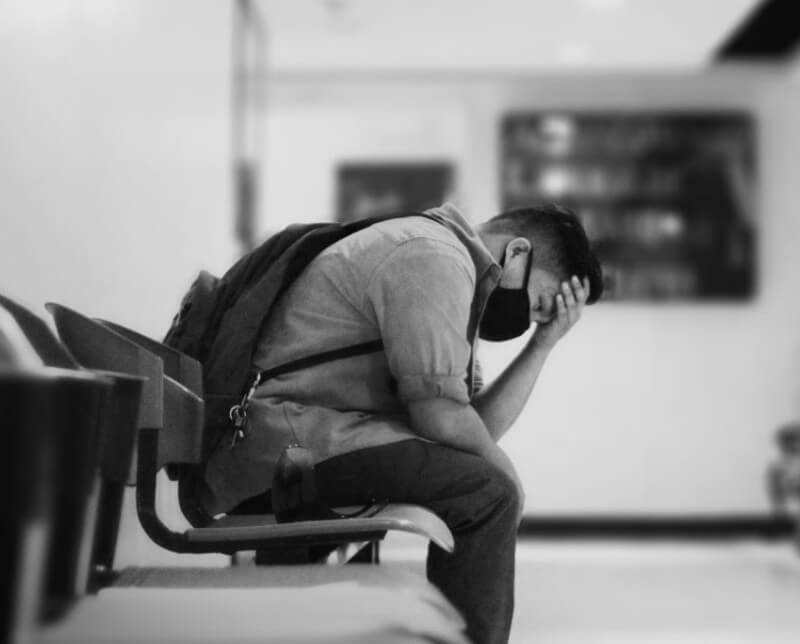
[424,202,501,288]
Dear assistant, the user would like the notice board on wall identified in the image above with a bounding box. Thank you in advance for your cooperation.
[501,112,756,301]
[336,162,454,224]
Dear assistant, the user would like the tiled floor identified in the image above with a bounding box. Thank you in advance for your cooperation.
[511,541,800,643]
[384,536,800,643]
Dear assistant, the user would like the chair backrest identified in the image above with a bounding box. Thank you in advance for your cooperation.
[1,370,54,641]
[96,320,206,470]
[0,308,43,368]
[47,304,209,556]
[47,303,205,469]
[39,370,111,622]
[0,294,77,368]
[1,297,149,594]
[0,368,111,638]
[99,320,203,397]
[97,319,210,526]
[1,297,144,483]
[47,303,164,431]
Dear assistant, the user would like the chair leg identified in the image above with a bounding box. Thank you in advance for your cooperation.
[90,481,125,588]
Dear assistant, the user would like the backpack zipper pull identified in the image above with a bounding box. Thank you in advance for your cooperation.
[229,405,247,447]
[227,371,263,448]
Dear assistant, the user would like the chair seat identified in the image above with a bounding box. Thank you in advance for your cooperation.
[39,584,468,644]
[186,504,454,552]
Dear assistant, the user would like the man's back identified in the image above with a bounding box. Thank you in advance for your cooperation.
[203,205,493,514]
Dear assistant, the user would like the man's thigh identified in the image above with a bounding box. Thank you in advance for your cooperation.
[315,439,517,530]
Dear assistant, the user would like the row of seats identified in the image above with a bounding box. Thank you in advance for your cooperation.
[0,295,466,644]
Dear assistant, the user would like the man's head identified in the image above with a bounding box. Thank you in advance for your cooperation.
[477,203,603,335]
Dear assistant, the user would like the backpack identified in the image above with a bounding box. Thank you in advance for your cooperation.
[164,212,439,459]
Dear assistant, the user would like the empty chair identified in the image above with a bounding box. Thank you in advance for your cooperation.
[96,318,211,528]
[98,319,202,397]
[0,294,76,368]
[0,304,43,367]
[1,366,112,642]
[0,295,146,592]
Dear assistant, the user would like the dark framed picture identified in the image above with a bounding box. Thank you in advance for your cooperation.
[336,162,455,223]
[501,112,757,301]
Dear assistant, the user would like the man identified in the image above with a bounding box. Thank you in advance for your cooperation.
[204,202,603,644]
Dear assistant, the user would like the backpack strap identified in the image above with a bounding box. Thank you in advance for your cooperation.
[223,211,447,447]
[256,339,383,383]
[228,339,384,447]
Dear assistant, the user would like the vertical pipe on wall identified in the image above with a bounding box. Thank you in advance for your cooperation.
[232,0,267,253]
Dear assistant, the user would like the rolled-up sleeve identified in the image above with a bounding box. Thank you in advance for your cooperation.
[365,238,475,405]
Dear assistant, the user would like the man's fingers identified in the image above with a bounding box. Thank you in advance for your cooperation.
[561,280,576,308]
[555,293,567,319]
[571,275,587,304]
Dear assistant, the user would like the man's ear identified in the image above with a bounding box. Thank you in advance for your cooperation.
[499,237,531,288]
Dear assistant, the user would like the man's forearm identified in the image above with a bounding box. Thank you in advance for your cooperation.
[471,337,552,441]
[472,275,591,440]
[407,397,497,458]
[405,396,526,515]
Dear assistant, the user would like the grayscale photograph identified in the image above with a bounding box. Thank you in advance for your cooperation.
[2,1,800,643]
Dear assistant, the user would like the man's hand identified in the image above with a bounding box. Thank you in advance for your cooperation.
[531,275,590,351]
[406,398,525,517]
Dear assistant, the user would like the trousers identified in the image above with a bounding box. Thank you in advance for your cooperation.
[315,439,519,644]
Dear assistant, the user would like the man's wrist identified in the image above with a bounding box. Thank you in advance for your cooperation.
[526,333,555,354]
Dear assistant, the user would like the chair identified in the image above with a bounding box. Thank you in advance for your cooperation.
[0,295,146,591]
[96,318,212,528]
[0,294,76,368]
[47,303,454,561]
[0,367,113,641]
[99,319,203,397]
[0,306,465,644]
[1,368,55,644]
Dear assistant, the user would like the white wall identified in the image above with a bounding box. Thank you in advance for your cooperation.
[0,0,234,566]
[0,0,236,337]
[3,2,799,520]
[260,69,800,514]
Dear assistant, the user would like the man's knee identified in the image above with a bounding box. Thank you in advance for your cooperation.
[483,462,523,525]
[438,458,522,532]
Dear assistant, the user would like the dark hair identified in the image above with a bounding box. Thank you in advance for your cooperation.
[486,203,604,304]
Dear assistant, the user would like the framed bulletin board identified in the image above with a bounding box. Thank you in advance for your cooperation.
[501,112,756,300]
[336,162,454,223]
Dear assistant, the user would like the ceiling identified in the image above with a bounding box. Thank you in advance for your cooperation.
[255,0,763,72]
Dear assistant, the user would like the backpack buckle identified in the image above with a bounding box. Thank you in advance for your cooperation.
[227,371,263,448]
[228,404,247,447]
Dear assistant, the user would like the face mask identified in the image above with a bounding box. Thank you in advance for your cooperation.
[478,252,532,342]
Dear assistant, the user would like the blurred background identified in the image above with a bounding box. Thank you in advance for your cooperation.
[3,1,800,640]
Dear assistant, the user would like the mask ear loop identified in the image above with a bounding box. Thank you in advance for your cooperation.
[522,247,534,293]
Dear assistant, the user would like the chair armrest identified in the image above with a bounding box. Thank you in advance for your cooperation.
[187,504,454,553]
[98,320,203,397]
